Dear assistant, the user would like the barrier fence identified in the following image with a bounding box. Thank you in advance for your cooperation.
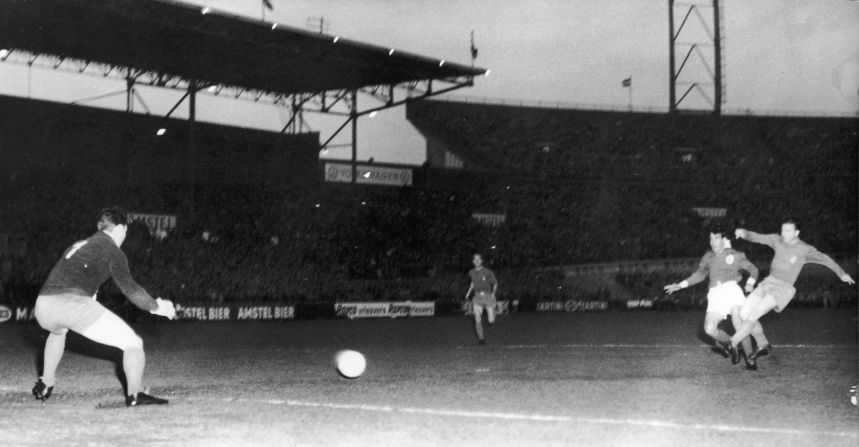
[1,292,854,325]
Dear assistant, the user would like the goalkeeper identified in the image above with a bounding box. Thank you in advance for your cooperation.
[32,207,176,407]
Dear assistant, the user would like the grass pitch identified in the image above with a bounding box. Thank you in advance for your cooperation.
[1,309,857,446]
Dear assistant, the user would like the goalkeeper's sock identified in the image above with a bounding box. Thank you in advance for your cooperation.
[42,332,66,388]
[123,347,145,398]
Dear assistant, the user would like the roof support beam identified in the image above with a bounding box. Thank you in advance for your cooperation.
[187,82,198,221]
[351,89,358,184]
[165,90,192,118]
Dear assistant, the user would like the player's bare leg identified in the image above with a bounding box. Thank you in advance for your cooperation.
[703,312,731,357]
[123,347,146,396]
[486,305,496,325]
[730,303,770,360]
[749,322,768,346]
[729,310,756,370]
[41,332,65,387]
[34,332,66,401]
[730,294,777,363]
[703,312,730,343]
[740,292,771,360]
[120,347,166,406]
[81,311,167,406]
[473,303,486,344]
[747,321,771,360]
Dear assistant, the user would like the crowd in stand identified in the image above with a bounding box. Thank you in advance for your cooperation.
[1,102,856,309]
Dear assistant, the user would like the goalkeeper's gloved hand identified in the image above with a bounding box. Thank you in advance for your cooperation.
[150,298,176,320]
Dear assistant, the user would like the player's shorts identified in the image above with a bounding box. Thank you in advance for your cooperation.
[751,277,796,313]
[472,291,496,309]
[34,293,106,335]
[706,281,745,318]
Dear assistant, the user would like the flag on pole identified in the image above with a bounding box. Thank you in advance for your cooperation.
[622,77,631,88]
[262,0,274,11]
[470,31,478,60]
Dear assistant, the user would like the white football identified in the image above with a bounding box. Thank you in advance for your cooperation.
[336,350,367,379]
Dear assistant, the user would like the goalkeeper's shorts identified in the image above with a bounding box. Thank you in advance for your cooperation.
[34,293,106,335]
[35,293,142,350]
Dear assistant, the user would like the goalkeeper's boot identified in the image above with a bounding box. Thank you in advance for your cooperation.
[32,378,53,402]
[126,392,169,407]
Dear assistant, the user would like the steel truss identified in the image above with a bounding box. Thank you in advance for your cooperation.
[668,0,724,114]
[0,49,475,152]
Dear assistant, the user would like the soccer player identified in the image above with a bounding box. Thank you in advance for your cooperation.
[728,220,855,362]
[32,207,176,407]
[664,228,769,370]
[464,253,498,345]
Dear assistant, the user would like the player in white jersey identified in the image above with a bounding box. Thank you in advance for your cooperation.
[665,229,768,370]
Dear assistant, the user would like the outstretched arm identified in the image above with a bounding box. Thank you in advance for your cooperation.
[108,247,175,319]
[735,229,778,248]
[806,247,855,285]
[108,252,158,312]
[665,255,709,294]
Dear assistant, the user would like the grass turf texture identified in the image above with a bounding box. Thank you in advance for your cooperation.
[1,309,857,446]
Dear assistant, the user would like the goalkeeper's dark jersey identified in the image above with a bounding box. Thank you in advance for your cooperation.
[39,231,157,311]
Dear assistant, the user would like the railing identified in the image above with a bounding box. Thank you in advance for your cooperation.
[430,94,859,118]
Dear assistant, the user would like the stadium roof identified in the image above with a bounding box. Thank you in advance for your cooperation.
[0,0,486,97]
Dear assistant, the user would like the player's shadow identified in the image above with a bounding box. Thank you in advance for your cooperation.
[29,327,128,397]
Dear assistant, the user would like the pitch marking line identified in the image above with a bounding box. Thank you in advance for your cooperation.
[217,397,858,439]
[454,343,852,349]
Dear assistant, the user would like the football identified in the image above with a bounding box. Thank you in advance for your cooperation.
[335,350,367,379]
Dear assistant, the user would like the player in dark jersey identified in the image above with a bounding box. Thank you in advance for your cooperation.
[664,228,767,370]
[465,253,498,345]
[728,220,854,363]
[32,207,176,407]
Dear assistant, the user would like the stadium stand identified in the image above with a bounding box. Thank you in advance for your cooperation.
[1,96,856,309]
